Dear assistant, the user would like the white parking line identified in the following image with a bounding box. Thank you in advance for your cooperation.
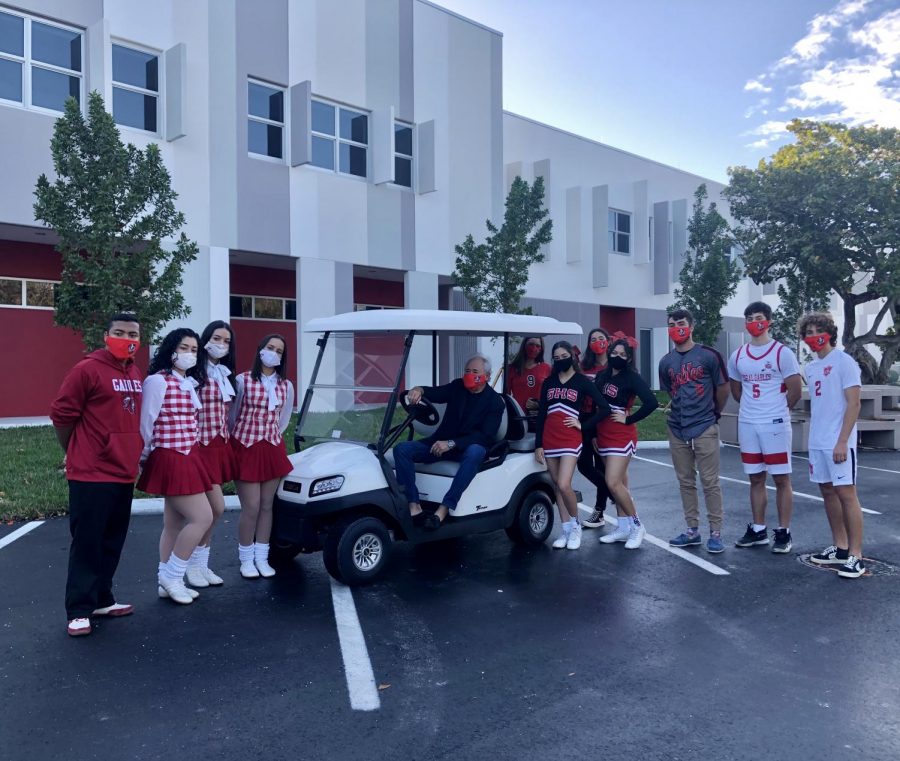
[632,455,881,515]
[0,521,44,550]
[330,578,380,711]
[577,503,729,576]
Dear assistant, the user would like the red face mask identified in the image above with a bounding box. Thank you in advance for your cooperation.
[525,344,541,360]
[463,372,486,390]
[590,338,608,355]
[746,320,769,338]
[804,334,830,352]
[105,335,140,360]
[668,326,692,345]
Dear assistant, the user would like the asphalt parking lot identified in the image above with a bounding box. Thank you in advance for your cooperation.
[2,446,899,761]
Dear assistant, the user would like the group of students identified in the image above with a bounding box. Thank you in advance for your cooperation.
[51,314,295,636]
[505,302,867,581]
[51,301,868,637]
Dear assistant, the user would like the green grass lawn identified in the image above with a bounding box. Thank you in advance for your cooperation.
[0,395,672,521]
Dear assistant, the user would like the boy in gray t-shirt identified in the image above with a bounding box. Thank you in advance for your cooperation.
[658,308,730,553]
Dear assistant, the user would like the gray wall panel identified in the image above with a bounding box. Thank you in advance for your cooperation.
[653,200,669,295]
[671,198,688,283]
[366,185,402,269]
[592,185,609,288]
[566,186,582,264]
[417,120,436,193]
[401,189,416,271]
[290,80,311,166]
[208,0,238,248]
[398,0,414,122]
[21,0,102,27]
[165,43,187,141]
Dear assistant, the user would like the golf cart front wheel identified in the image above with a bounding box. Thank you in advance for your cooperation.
[506,490,554,546]
[268,539,303,568]
[323,517,393,586]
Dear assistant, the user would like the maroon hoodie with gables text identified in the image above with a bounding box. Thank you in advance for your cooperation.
[50,349,144,483]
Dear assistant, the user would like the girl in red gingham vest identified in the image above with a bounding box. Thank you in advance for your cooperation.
[229,333,295,579]
[139,329,214,606]
[183,320,239,590]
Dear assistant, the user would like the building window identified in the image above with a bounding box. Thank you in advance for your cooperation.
[608,209,630,255]
[0,277,58,308]
[247,80,284,160]
[310,98,368,178]
[393,122,413,188]
[112,43,158,132]
[0,9,82,113]
[230,294,296,321]
[354,304,401,311]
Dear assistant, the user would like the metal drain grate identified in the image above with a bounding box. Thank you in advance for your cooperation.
[797,554,896,577]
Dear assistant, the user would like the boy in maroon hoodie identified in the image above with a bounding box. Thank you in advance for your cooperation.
[50,313,144,637]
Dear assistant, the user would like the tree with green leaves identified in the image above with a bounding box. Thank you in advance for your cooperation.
[725,119,900,383]
[34,91,198,350]
[769,272,831,353]
[453,176,552,314]
[668,183,742,346]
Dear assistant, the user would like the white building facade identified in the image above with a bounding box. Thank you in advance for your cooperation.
[0,0,764,418]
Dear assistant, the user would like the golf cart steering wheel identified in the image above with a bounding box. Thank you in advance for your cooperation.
[400,391,440,426]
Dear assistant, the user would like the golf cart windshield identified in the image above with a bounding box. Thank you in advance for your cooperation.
[297,330,406,447]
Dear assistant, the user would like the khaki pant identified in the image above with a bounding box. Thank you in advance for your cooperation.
[667,424,723,532]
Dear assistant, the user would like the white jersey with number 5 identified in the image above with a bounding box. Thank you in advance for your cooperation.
[804,348,861,450]
[728,341,801,423]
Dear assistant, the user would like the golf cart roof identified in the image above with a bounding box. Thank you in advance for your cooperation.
[304,309,583,337]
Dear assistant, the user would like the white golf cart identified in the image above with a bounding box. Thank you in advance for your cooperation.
[270,309,583,585]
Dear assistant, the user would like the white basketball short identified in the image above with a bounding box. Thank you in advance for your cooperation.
[738,420,792,475]
[808,447,857,486]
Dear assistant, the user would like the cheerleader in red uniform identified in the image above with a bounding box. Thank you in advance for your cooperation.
[505,336,551,422]
[230,334,295,579]
[578,327,612,528]
[595,336,659,550]
[138,329,214,605]
[534,341,611,550]
[185,321,238,588]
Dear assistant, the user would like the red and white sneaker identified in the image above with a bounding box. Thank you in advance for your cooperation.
[92,602,134,617]
[67,617,92,637]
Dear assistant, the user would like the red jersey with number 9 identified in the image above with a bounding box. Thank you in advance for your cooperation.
[507,362,551,412]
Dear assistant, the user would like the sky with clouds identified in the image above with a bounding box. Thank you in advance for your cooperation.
[436,0,899,182]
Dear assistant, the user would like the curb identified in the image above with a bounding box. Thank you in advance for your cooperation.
[636,440,670,450]
[131,494,242,515]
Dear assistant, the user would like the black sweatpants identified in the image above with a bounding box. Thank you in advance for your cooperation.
[65,481,134,619]
[577,417,611,508]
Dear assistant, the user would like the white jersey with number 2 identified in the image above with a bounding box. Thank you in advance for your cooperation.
[804,348,861,450]
[728,340,801,423]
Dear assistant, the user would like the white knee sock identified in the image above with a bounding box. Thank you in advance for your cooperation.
[157,561,166,578]
[163,553,188,582]
[198,545,211,569]
[187,546,204,568]
[254,542,270,563]
[238,543,254,565]
[617,517,629,530]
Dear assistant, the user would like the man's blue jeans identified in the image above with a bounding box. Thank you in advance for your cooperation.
[393,440,488,510]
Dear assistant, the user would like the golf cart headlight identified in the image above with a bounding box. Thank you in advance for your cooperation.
[310,475,344,497]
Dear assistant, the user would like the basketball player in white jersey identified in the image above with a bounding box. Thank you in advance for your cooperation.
[728,302,802,553]
[800,312,865,579]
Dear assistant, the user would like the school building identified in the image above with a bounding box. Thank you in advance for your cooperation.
[0,0,772,419]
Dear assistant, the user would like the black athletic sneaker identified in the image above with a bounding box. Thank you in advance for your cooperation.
[809,545,848,566]
[583,509,605,529]
[735,524,769,548]
[771,528,792,554]
[837,555,866,579]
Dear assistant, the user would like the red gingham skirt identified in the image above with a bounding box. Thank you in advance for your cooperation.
[231,439,292,483]
[138,446,213,497]
[198,435,237,485]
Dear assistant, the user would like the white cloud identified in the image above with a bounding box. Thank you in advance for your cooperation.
[744,79,772,93]
[743,0,900,152]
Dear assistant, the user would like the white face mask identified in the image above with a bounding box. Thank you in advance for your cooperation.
[173,352,197,370]
[259,348,281,368]
[205,342,229,360]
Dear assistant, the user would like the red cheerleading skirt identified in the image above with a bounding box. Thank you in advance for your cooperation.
[138,445,213,497]
[231,439,292,482]
[541,409,583,458]
[594,416,638,457]
[198,435,237,485]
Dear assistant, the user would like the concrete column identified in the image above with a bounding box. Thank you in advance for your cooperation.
[404,270,439,387]
[296,258,354,406]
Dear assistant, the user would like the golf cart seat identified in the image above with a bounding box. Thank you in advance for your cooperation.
[504,395,536,452]
[385,403,509,476]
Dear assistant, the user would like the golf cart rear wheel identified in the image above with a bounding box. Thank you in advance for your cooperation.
[506,490,554,546]
[323,517,393,586]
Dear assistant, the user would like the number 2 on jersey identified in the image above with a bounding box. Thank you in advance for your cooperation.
[814,380,822,397]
